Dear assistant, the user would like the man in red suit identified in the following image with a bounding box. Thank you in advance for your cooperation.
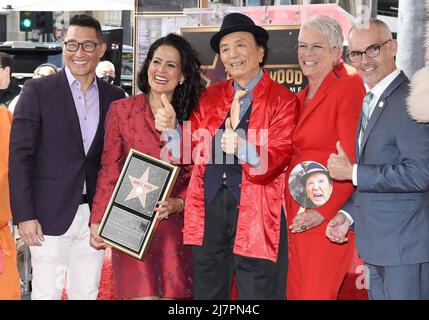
[157,13,299,300]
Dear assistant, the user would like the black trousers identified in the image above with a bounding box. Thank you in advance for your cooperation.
[192,185,288,300]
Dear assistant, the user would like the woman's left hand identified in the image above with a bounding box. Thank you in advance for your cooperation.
[155,197,184,220]
[289,208,325,233]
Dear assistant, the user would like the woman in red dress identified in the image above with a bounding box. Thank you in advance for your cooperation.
[89,33,203,299]
[284,16,365,299]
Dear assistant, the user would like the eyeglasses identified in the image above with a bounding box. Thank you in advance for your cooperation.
[347,39,392,62]
[64,41,101,53]
[295,43,329,55]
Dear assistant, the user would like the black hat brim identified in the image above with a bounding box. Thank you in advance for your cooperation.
[210,25,269,53]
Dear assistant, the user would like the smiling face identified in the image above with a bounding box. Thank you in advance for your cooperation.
[305,172,333,207]
[348,24,397,89]
[219,31,264,87]
[62,25,106,83]
[147,45,184,100]
[297,26,341,82]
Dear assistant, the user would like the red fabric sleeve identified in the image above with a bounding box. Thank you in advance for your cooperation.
[316,78,365,220]
[241,94,299,185]
[89,103,125,224]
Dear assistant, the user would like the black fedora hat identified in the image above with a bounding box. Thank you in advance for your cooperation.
[301,162,332,185]
[210,13,269,53]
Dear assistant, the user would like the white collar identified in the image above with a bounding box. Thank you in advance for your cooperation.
[366,69,401,101]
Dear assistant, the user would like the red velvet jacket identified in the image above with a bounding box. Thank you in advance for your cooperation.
[183,70,299,262]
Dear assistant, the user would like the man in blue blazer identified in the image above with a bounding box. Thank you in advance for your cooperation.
[9,14,125,299]
[326,19,429,299]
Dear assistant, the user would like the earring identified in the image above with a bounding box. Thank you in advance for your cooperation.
[179,79,184,85]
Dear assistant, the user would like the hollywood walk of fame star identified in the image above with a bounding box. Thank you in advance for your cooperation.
[125,167,159,208]
[201,54,226,87]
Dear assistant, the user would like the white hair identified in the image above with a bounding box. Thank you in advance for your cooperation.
[300,15,344,49]
[349,19,393,42]
[96,60,115,77]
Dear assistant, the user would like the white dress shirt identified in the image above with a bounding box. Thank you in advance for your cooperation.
[342,69,401,225]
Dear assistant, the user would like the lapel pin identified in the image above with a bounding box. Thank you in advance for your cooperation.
[378,101,384,108]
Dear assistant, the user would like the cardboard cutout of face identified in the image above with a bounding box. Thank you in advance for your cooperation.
[288,161,333,209]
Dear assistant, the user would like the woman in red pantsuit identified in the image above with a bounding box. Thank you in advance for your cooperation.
[89,34,203,299]
[285,16,365,299]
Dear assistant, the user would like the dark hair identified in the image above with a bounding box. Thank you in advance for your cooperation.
[0,52,13,78]
[67,14,103,41]
[253,33,269,67]
[137,33,204,122]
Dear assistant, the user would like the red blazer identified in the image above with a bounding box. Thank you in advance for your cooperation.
[183,70,299,262]
[285,70,365,226]
[90,94,191,224]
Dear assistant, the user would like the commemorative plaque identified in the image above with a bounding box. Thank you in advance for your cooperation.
[98,149,179,259]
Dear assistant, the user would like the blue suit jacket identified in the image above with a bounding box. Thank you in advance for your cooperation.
[9,69,125,235]
[343,71,429,266]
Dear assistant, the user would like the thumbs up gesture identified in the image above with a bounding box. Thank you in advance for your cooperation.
[221,118,240,155]
[327,141,353,181]
[154,93,177,132]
